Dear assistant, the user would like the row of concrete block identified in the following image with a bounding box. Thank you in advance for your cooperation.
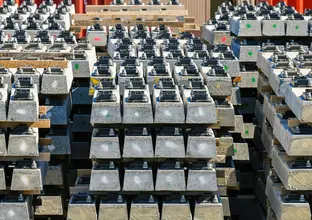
[67,194,223,220]
[89,127,217,159]
[257,49,312,123]
[81,161,218,192]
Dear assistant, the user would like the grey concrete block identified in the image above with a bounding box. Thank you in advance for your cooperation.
[72,43,97,78]
[215,99,235,127]
[90,89,122,124]
[230,16,262,37]
[0,85,8,121]
[123,162,154,191]
[44,165,63,186]
[46,126,71,155]
[89,162,120,191]
[0,195,31,220]
[173,58,203,86]
[8,86,39,122]
[107,38,136,58]
[187,162,218,192]
[186,128,216,158]
[130,195,159,220]
[155,162,185,191]
[12,67,41,89]
[146,58,172,91]
[182,86,217,124]
[285,18,309,36]
[153,87,185,123]
[155,128,185,158]
[0,67,13,90]
[194,196,224,220]
[72,87,93,105]
[8,127,38,156]
[41,67,73,94]
[232,40,261,62]
[90,128,120,159]
[123,89,153,124]
[67,194,97,220]
[162,195,191,220]
[99,195,128,220]
[0,167,6,190]
[262,19,285,36]
[203,66,232,97]
[201,23,231,45]
[123,127,154,158]
[0,129,6,155]
[11,162,43,191]
[45,95,71,125]
[87,24,108,46]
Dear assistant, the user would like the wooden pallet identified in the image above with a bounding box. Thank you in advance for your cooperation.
[0,60,69,68]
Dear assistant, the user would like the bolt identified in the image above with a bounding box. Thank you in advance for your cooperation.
[212,195,218,203]
[207,162,213,170]
[180,195,186,202]
[175,161,181,169]
[299,194,305,202]
[142,127,148,135]
[86,195,91,203]
[143,161,148,169]
[306,160,312,168]
[109,161,115,169]
[174,128,180,136]
[149,195,154,203]
[109,128,115,136]
[18,194,23,202]
[31,161,37,169]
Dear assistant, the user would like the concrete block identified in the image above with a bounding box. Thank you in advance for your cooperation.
[285,15,309,36]
[273,114,312,156]
[265,176,311,220]
[202,65,232,97]
[90,57,117,88]
[123,162,154,191]
[162,195,191,220]
[45,96,71,125]
[72,43,97,78]
[201,23,231,45]
[123,89,153,124]
[215,98,235,127]
[67,194,97,220]
[238,64,259,88]
[90,88,122,124]
[153,86,185,123]
[44,165,63,186]
[0,129,6,155]
[0,67,13,90]
[87,24,108,46]
[262,14,285,36]
[8,127,38,156]
[123,127,154,158]
[155,128,185,158]
[0,166,6,190]
[155,162,185,192]
[0,84,8,121]
[46,126,71,155]
[230,86,241,105]
[90,128,120,159]
[35,196,63,216]
[118,57,144,94]
[130,195,159,220]
[99,195,127,220]
[151,25,172,40]
[129,25,151,43]
[182,83,217,124]
[186,128,216,158]
[285,86,312,123]
[230,15,262,37]
[47,40,71,52]
[146,57,172,91]
[0,195,31,220]
[194,195,224,220]
[89,162,120,191]
[173,57,203,86]
[41,67,73,94]
[11,161,43,191]
[108,24,129,38]
[12,67,42,89]
[8,85,38,122]
[187,162,217,192]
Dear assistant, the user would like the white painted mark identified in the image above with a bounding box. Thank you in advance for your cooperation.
[7,210,15,217]
[132,143,142,153]
[198,107,204,116]
[165,176,172,183]
[100,144,109,151]
[165,141,178,149]
[20,175,29,186]
[51,81,58,88]
[101,176,108,184]
[47,145,55,151]
[199,176,208,184]
[134,176,141,184]
[164,110,172,116]
[19,140,28,152]
[134,112,139,117]
[16,109,26,115]
[198,143,208,151]
[101,110,109,116]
